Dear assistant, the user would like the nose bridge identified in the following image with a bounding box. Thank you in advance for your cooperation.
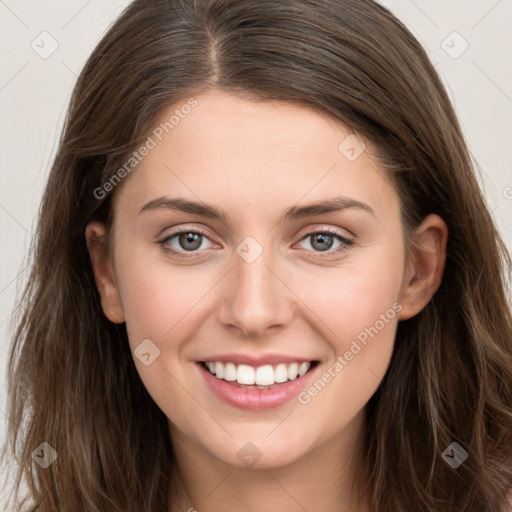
[218,235,293,335]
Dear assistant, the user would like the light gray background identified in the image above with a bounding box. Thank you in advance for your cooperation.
[1,0,511,506]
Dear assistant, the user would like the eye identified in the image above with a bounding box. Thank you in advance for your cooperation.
[295,228,354,255]
[158,227,217,257]
[157,226,354,259]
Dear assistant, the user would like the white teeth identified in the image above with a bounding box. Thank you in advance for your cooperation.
[224,362,237,381]
[298,362,310,377]
[203,360,313,386]
[237,364,255,385]
[215,362,225,379]
[255,365,274,386]
[287,362,299,380]
[274,363,289,383]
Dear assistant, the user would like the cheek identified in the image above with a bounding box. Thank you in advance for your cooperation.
[292,241,405,349]
[114,254,216,418]
[287,242,404,411]
[116,253,217,346]
[291,263,402,443]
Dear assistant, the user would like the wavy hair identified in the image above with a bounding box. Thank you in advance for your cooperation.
[2,0,512,510]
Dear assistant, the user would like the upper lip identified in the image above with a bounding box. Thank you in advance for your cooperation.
[197,353,317,366]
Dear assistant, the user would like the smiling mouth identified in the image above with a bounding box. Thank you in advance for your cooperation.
[199,360,320,389]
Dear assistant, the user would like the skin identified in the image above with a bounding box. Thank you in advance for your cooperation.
[86,88,448,512]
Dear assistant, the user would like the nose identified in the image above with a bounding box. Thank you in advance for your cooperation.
[217,243,295,338]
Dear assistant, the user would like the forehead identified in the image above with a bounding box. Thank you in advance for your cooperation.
[114,89,399,221]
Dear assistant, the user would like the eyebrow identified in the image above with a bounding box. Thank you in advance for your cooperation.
[138,195,375,222]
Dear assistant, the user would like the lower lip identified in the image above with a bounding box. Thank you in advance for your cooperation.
[196,362,319,411]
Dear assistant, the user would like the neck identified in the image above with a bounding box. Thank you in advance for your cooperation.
[168,410,372,512]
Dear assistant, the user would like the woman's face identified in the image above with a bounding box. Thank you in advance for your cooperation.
[89,88,442,469]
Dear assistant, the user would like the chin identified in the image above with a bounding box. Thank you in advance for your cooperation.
[202,427,316,470]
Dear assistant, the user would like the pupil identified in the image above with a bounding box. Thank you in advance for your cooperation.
[179,232,202,251]
[312,233,333,251]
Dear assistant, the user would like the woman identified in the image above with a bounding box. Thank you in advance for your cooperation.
[2,0,512,510]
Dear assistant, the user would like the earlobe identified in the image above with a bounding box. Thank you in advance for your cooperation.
[398,214,448,321]
[85,221,125,324]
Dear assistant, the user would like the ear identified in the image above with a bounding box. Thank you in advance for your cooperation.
[397,214,448,321]
[85,221,125,324]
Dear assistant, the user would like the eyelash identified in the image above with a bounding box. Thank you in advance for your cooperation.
[157,227,354,259]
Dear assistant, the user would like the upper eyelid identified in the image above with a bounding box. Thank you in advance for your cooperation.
[160,225,353,241]
[299,226,354,240]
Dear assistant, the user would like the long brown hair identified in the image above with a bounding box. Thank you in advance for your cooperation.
[2,0,512,510]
